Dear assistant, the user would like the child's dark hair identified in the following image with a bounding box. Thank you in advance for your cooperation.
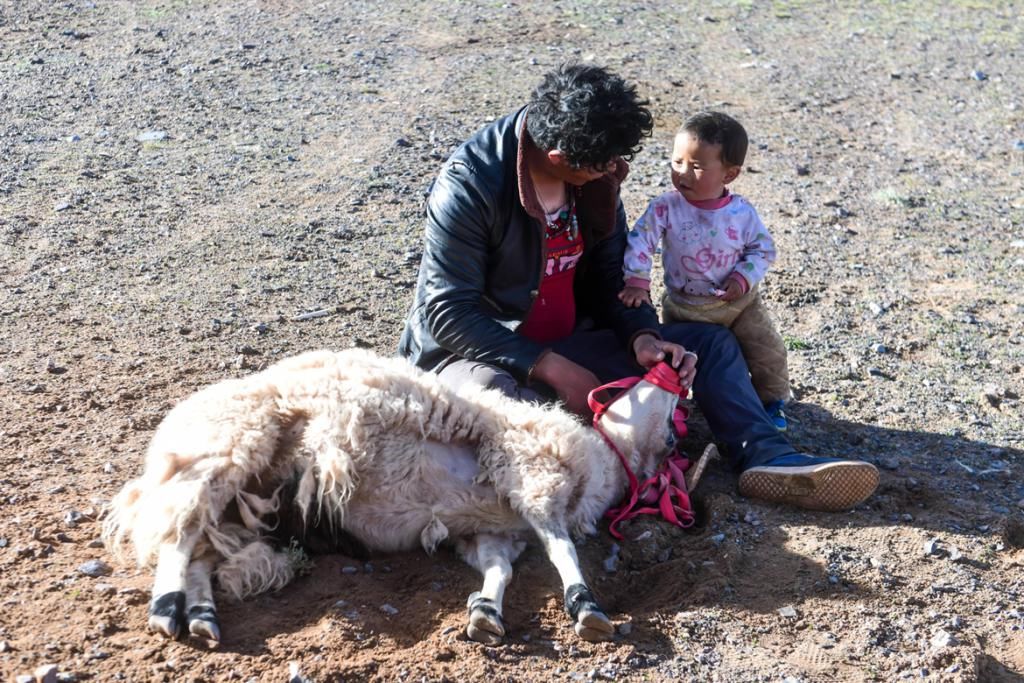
[527,64,654,168]
[680,111,748,167]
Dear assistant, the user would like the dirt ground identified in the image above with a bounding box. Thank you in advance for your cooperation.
[2,1,1023,681]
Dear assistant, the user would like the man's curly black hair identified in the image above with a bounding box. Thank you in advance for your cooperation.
[526,64,654,168]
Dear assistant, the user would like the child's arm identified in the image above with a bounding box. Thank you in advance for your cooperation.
[719,203,776,300]
[620,202,664,307]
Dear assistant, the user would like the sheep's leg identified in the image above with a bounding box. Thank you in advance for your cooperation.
[148,525,201,639]
[185,554,220,646]
[530,523,614,642]
[455,533,526,645]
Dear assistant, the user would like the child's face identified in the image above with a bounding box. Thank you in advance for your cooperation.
[670,132,740,202]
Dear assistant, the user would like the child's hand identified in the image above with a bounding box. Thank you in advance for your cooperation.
[717,278,745,302]
[618,286,652,307]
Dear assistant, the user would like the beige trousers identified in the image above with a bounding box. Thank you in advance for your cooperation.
[662,287,790,404]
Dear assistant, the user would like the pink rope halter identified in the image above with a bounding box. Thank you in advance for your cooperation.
[588,362,696,540]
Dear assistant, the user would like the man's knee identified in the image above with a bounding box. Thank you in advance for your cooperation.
[661,322,741,358]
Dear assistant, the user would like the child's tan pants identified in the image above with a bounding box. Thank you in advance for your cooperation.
[662,287,790,404]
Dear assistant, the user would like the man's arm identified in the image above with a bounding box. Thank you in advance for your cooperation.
[420,162,545,381]
[586,197,661,346]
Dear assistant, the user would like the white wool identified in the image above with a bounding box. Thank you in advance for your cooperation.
[103,348,675,599]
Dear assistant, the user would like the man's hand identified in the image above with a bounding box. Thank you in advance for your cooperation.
[717,277,745,302]
[618,286,652,308]
[531,352,602,418]
[632,334,698,388]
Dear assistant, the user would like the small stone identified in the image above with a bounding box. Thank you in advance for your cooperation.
[380,604,399,616]
[879,458,900,471]
[868,302,884,316]
[341,565,358,574]
[64,510,83,527]
[16,675,33,683]
[930,629,956,649]
[0,640,11,652]
[710,533,726,544]
[103,462,115,474]
[1014,141,1024,151]
[867,366,884,377]
[78,559,112,577]
[394,137,412,148]
[54,201,72,212]
[1017,499,1024,510]
[795,165,810,176]
[778,605,798,618]
[34,664,59,683]
[923,538,942,556]
[970,69,988,81]
[618,622,632,636]
[871,343,888,354]
[45,359,67,374]
[287,661,311,683]
[136,130,167,142]
[949,615,963,630]
[948,546,963,562]
[87,539,104,548]
[603,543,620,573]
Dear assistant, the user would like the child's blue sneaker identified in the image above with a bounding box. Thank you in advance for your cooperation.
[764,400,787,431]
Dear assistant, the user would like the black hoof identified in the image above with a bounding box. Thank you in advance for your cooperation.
[148,591,185,639]
[565,583,614,641]
[187,604,221,645]
[466,591,505,645]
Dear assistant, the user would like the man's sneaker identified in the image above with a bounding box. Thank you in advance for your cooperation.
[738,454,879,511]
[763,400,787,431]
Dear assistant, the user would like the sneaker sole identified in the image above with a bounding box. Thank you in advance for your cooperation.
[738,461,879,511]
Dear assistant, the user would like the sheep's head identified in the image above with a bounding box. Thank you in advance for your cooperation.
[591,363,687,479]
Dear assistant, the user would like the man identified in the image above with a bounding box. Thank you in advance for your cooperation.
[398,64,878,511]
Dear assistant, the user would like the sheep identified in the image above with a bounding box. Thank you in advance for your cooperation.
[103,347,684,645]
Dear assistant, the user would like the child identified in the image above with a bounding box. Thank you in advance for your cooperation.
[619,111,791,429]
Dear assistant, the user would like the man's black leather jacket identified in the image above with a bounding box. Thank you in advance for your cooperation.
[398,107,659,382]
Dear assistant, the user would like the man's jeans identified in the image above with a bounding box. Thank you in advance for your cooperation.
[436,323,795,471]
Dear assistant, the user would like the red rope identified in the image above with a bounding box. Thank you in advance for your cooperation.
[588,363,697,540]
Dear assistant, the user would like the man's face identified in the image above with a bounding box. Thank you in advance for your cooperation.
[548,152,617,186]
[671,132,738,201]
